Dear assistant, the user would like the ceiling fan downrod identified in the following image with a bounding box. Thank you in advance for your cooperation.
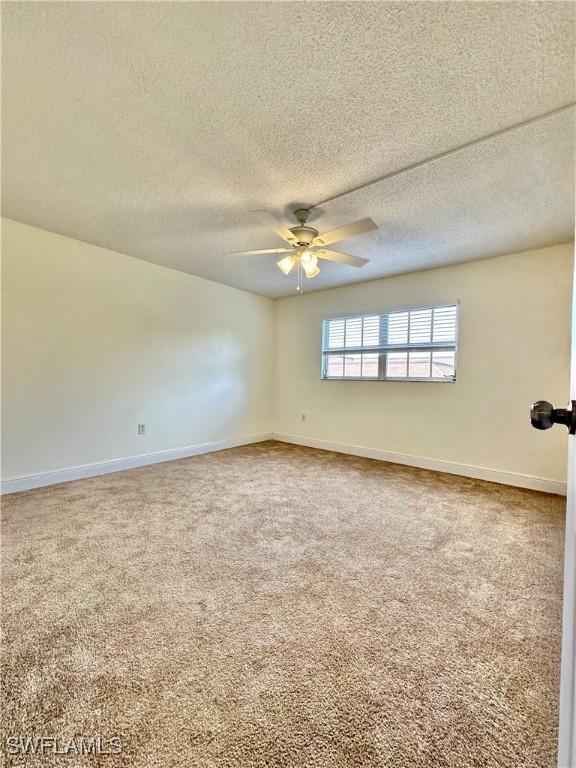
[294,208,311,225]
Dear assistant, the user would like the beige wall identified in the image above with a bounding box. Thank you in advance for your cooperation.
[2,219,573,487]
[1,219,274,478]
[274,244,574,483]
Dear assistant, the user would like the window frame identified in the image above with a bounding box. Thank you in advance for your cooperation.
[321,302,459,383]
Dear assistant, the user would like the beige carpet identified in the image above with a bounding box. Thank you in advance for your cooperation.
[1,441,565,767]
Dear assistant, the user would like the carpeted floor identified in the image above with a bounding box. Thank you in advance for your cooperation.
[1,441,565,767]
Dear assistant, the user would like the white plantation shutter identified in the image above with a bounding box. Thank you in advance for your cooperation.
[408,309,432,344]
[432,305,458,342]
[327,319,345,349]
[344,317,362,347]
[362,315,380,346]
[322,304,458,381]
[387,312,409,345]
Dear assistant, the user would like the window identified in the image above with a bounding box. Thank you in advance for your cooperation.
[321,304,458,381]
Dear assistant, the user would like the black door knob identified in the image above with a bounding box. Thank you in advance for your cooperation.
[530,400,576,434]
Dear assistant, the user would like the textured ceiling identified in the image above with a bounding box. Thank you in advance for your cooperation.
[2,1,575,298]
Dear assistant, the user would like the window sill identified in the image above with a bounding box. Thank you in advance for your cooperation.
[321,377,456,383]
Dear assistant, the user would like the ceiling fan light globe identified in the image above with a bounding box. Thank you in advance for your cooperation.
[277,255,296,275]
[300,250,318,268]
[303,264,320,279]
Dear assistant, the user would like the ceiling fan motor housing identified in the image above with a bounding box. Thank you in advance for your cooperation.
[289,225,319,246]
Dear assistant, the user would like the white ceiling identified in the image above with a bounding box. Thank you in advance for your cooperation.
[2,2,574,298]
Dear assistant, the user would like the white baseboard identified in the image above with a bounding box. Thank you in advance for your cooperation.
[273,432,567,496]
[2,431,566,497]
[0,433,273,495]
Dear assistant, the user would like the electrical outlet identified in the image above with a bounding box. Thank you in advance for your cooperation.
[138,423,146,435]
[301,414,306,423]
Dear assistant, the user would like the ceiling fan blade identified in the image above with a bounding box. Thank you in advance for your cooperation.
[314,217,377,247]
[225,247,293,256]
[316,249,369,268]
[257,211,298,245]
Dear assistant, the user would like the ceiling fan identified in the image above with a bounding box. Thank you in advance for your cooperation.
[226,208,378,288]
